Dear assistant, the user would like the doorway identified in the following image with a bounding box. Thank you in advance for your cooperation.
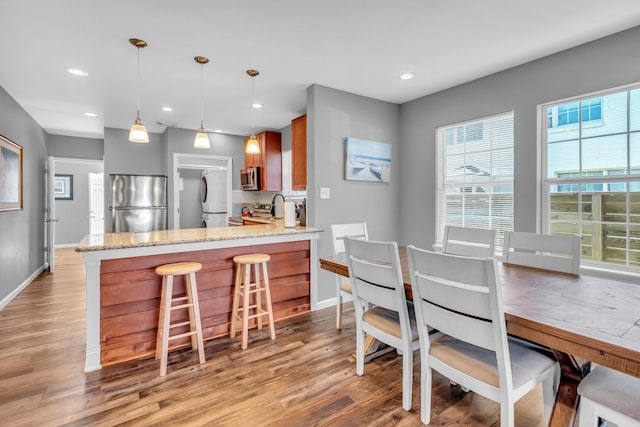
[46,157,104,272]
[172,153,232,229]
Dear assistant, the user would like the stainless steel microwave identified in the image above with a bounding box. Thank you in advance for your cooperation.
[240,167,260,191]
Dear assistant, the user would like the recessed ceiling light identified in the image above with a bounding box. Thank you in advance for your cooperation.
[399,72,414,80]
[252,103,262,109]
[83,112,98,117]
[161,106,173,112]
[66,67,88,77]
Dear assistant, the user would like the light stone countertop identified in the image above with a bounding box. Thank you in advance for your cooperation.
[76,222,321,252]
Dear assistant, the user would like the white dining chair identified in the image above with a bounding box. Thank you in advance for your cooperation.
[442,225,496,258]
[502,231,581,274]
[577,366,640,427]
[330,222,368,329]
[344,237,419,411]
[407,245,559,426]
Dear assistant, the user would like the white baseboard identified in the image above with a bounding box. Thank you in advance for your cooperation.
[55,243,78,248]
[314,293,354,311]
[0,263,47,310]
[315,297,337,311]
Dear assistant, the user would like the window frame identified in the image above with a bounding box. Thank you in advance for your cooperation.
[540,82,640,275]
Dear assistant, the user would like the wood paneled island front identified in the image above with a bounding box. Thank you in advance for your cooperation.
[77,223,321,372]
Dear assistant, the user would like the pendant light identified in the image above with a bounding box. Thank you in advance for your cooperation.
[128,38,149,143]
[245,69,260,154]
[193,56,211,149]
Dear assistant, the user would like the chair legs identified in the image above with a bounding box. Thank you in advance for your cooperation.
[401,342,413,411]
[336,281,343,329]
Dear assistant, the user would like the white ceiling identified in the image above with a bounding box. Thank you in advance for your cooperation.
[2,1,640,140]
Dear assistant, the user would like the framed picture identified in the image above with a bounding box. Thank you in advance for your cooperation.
[345,137,392,182]
[54,174,73,200]
[0,134,23,212]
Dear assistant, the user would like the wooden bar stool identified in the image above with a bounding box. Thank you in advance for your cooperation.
[155,262,205,376]
[230,253,276,349]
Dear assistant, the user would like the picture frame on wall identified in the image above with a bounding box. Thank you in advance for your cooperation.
[0,134,23,212]
[54,174,73,200]
[345,137,392,182]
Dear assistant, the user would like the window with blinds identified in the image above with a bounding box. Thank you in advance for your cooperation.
[543,85,640,270]
[436,112,514,249]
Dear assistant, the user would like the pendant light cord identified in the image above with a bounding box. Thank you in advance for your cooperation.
[200,63,204,128]
[250,75,255,135]
[136,46,141,117]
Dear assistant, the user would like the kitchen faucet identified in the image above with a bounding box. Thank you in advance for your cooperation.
[271,193,285,216]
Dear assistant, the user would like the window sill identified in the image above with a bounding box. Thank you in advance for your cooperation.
[580,264,640,284]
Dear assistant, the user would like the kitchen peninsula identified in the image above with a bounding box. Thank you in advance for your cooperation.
[77,223,321,372]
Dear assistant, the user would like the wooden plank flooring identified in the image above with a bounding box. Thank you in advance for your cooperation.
[0,248,546,426]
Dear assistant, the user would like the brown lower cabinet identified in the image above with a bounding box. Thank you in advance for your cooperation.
[99,240,310,366]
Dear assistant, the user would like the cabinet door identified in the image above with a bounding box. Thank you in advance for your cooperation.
[259,131,282,191]
[291,114,307,190]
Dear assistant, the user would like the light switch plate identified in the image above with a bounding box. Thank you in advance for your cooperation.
[320,187,330,199]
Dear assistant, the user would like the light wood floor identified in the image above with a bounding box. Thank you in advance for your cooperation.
[0,248,546,426]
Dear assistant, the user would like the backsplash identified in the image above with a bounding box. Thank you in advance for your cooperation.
[231,190,306,217]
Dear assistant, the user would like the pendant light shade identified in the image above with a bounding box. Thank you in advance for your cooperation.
[128,38,149,143]
[194,56,211,149]
[246,69,260,154]
[245,135,260,154]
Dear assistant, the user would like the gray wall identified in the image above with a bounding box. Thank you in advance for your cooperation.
[47,134,104,160]
[103,127,167,232]
[398,25,640,249]
[0,86,48,305]
[308,84,401,302]
[54,160,104,245]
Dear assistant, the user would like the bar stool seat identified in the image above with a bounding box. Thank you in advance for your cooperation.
[155,261,205,376]
[230,253,276,349]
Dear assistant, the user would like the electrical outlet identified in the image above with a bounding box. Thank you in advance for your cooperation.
[320,187,330,199]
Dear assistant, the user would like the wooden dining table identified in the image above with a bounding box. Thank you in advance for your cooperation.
[319,247,640,427]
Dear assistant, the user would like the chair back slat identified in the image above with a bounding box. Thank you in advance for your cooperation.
[353,276,401,311]
[331,223,368,255]
[345,238,406,311]
[413,270,492,321]
[443,226,496,258]
[503,231,580,274]
[419,298,496,351]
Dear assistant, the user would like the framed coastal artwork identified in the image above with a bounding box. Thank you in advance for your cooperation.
[345,137,391,182]
[54,174,74,200]
[0,134,23,212]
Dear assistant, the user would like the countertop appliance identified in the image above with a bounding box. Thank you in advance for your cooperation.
[200,168,229,228]
[110,174,168,233]
[251,203,273,218]
[240,166,259,191]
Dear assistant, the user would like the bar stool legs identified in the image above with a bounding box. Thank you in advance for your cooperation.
[155,262,205,376]
[230,254,276,349]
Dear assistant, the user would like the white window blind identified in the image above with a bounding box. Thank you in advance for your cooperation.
[436,112,514,248]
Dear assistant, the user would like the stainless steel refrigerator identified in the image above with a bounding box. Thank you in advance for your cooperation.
[109,174,168,233]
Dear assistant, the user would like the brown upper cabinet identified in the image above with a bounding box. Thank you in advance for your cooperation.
[291,114,307,191]
[244,130,282,191]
